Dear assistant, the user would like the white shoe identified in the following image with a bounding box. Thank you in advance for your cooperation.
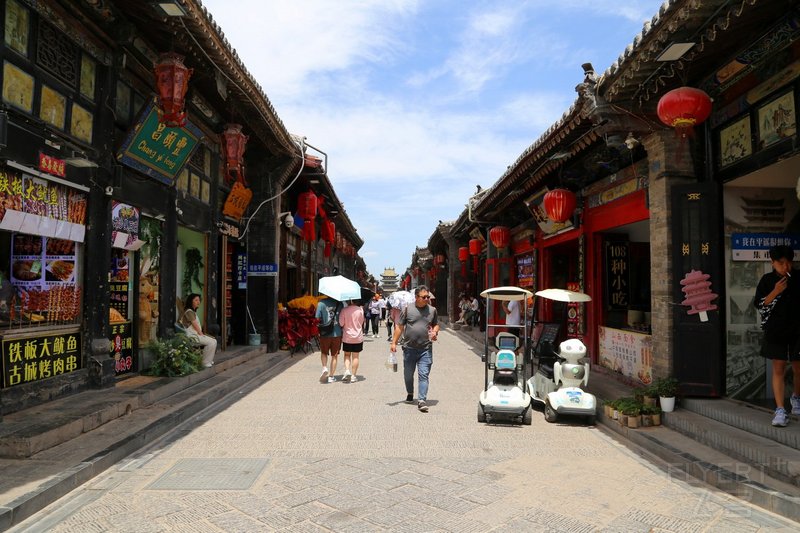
[327,376,336,383]
[342,372,352,383]
[320,367,329,383]
[349,374,357,382]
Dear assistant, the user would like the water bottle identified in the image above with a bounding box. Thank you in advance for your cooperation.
[386,352,398,372]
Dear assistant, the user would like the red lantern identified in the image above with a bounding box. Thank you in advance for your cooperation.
[297,190,318,241]
[469,239,481,272]
[657,87,712,137]
[321,220,335,257]
[221,123,249,186]
[458,246,469,278]
[434,254,446,266]
[543,189,576,223]
[489,226,510,249]
[153,52,193,127]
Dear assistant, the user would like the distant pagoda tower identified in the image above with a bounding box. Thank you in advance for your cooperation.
[381,267,399,294]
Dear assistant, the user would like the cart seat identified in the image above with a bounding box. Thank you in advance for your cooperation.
[537,340,559,380]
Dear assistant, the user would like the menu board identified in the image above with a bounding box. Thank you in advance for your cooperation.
[516,253,534,288]
[11,234,76,287]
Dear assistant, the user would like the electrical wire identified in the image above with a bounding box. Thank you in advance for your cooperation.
[238,136,305,240]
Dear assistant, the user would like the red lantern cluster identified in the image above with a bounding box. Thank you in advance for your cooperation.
[221,123,249,186]
[543,189,576,223]
[657,87,712,137]
[153,52,193,127]
[297,190,318,241]
[489,226,510,249]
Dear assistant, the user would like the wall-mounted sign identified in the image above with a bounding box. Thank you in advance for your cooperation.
[222,181,253,221]
[236,253,247,288]
[1,330,81,388]
[598,326,652,385]
[116,98,203,185]
[731,233,800,261]
[38,153,66,178]
[110,321,134,375]
[248,263,277,277]
[605,241,629,310]
[218,220,241,238]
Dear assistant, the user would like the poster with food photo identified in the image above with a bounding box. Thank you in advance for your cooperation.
[45,238,77,284]
[11,234,43,286]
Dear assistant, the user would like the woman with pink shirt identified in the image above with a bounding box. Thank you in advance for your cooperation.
[338,299,365,382]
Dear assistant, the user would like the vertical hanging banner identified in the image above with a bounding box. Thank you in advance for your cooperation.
[605,241,629,310]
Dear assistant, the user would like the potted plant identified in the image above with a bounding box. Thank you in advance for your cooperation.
[603,399,615,418]
[144,335,203,377]
[651,405,662,426]
[654,377,679,413]
[622,402,642,428]
[642,384,658,407]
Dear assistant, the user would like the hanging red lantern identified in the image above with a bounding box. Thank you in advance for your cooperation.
[489,226,510,249]
[153,52,193,127]
[543,189,576,223]
[321,220,335,257]
[458,246,469,278]
[469,239,481,272]
[297,190,318,241]
[657,87,712,137]
[435,254,446,266]
[221,123,249,186]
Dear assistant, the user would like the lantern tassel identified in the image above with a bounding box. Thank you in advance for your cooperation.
[303,219,316,241]
[324,242,331,257]
[461,262,466,278]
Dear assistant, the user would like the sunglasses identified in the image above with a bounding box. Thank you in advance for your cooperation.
[419,295,430,300]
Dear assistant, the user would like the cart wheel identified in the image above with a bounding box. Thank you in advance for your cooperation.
[544,401,558,423]
[585,415,596,426]
[477,402,486,423]
[523,407,532,425]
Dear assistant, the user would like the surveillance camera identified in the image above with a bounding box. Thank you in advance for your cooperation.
[176,208,183,216]
[283,213,294,228]
[104,186,114,196]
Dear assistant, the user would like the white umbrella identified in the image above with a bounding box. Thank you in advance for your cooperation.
[535,288,592,302]
[388,290,415,310]
[318,275,361,302]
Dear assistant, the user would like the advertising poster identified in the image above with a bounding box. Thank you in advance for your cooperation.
[598,326,653,385]
[1,331,81,388]
[515,254,534,288]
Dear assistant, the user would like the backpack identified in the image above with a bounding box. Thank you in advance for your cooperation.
[318,301,341,336]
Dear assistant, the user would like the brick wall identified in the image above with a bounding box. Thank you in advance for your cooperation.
[642,131,697,379]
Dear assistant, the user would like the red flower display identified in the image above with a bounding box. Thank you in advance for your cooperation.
[278,306,319,349]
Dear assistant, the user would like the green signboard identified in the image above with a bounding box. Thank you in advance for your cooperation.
[117,98,204,185]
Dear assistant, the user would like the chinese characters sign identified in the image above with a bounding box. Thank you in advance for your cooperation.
[247,263,277,277]
[605,241,629,310]
[236,253,247,288]
[38,153,66,178]
[222,181,253,221]
[515,253,534,289]
[1,331,81,388]
[598,326,652,385]
[110,321,133,375]
[731,233,800,261]
[117,99,202,185]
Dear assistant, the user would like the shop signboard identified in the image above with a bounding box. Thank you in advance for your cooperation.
[524,188,574,237]
[236,253,247,288]
[604,241,629,310]
[116,99,203,185]
[222,181,253,221]
[1,330,81,388]
[110,320,133,375]
[515,253,534,288]
[38,153,66,178]
[0,168,87,241]
[598,326,653,385]
[731,233,800,261]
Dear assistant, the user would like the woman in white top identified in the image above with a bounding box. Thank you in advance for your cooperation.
[179,293,217,367]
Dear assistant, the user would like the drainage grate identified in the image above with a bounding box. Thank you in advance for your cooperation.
[147,458,269,490]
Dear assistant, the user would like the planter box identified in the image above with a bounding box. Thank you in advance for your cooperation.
[643,396,657,407]
[642,414,653,427]
[627,415,641,428]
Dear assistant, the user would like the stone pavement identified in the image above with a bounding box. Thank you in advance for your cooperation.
[7,324,798,532]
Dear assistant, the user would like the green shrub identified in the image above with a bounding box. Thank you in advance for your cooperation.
[653,377,679,397]
[145,335,203,377]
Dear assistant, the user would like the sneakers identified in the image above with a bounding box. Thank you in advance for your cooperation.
[406,394,414,403]
[327,376,336,383]
[791,395,800,415]
[320,367,329,383]
[204,362,214,368]
[418,401,428,413]
[772,407,789,427]
[349,375,357,383]
[342,372,352,383]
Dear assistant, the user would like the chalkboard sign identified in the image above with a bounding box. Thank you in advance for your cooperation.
[605,241,629,310]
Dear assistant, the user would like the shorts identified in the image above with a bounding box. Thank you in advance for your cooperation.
[342,342,363,353]
[319,336,341,355]
[761,341,800,361]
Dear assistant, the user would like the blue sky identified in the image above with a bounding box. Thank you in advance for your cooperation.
[202,0,662,279]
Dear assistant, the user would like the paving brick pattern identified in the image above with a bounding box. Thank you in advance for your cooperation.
[9,328,799,532]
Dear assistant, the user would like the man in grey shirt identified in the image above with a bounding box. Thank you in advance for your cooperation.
[390,285,440,412]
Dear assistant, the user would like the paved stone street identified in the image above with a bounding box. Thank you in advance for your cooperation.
[10,327,798,532]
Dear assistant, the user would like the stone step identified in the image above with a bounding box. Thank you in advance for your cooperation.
[662,404,800,488]
[682,397,800,451]
[0,347,265,458]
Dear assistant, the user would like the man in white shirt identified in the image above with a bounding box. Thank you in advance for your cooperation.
[503,298,521,326]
